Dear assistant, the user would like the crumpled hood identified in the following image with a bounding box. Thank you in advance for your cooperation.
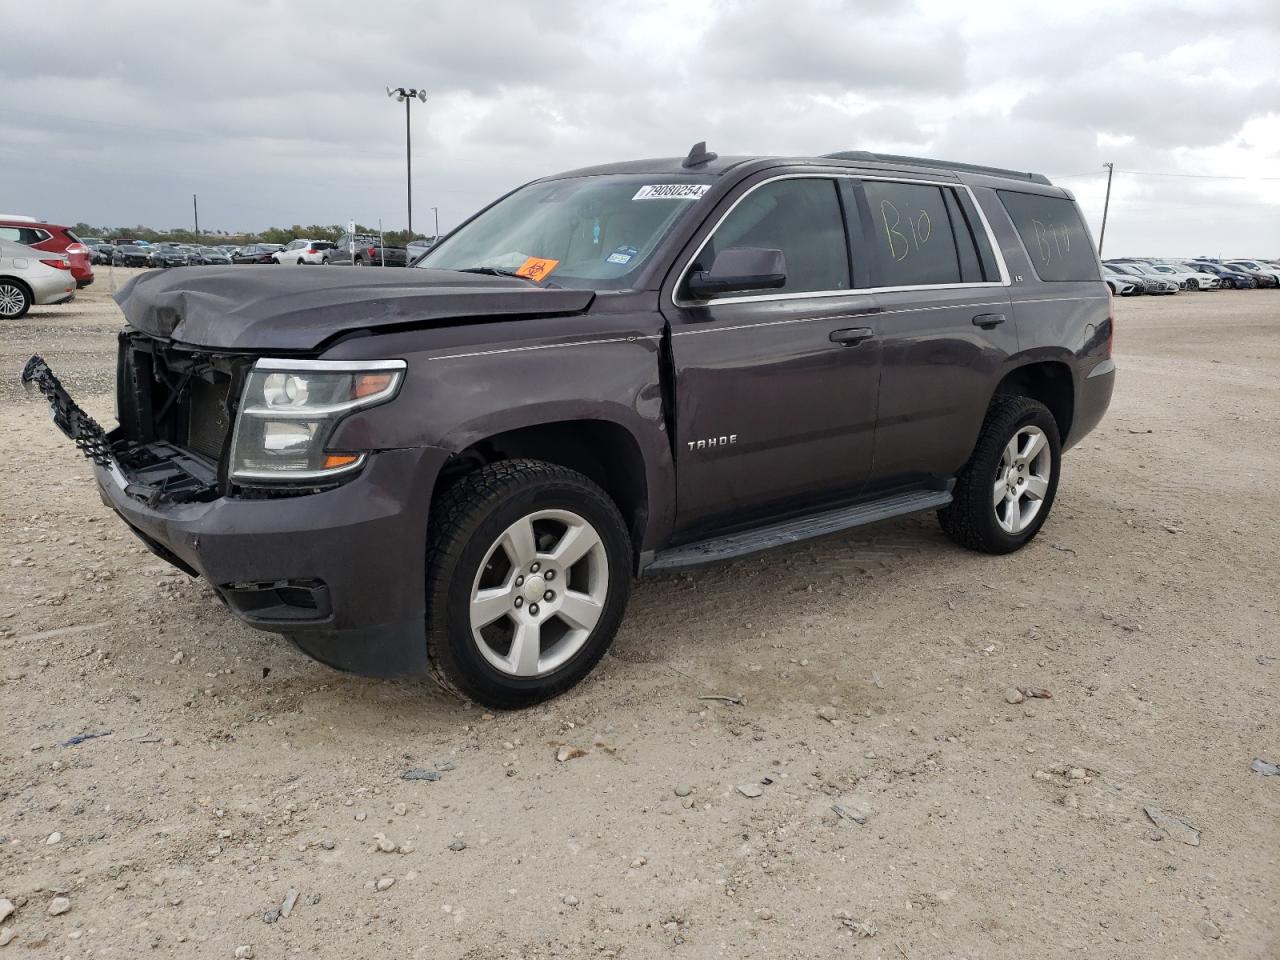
[113,266,596,352]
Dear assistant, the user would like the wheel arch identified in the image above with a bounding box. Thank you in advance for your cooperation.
[992,358,1075,444]
[0,275,33,295]
[437,417,652,565]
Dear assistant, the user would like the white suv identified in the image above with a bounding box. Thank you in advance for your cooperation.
[271,239,335,265]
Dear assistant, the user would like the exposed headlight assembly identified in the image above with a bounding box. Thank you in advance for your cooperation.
[229,358,405,483]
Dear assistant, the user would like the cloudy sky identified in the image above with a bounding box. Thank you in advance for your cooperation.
[3,0,1278,255]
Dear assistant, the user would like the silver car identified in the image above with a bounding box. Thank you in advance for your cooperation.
[0,238,76,318]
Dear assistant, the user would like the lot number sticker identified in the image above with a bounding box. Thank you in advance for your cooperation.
[633,184,710,201]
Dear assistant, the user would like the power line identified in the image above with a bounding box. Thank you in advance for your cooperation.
[1049,168,1280,182]
[1122,169,1280,181]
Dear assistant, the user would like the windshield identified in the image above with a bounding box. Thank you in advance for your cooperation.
[417,174,715,289]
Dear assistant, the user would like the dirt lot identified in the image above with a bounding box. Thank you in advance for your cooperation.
[1,269,1277,959]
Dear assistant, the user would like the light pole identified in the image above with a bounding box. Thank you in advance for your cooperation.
[431,205,439,240]
[386,86,427,234]
[1098,162,1114,257]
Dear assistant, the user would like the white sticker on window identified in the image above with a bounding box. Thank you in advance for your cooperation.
[633,184,710,201]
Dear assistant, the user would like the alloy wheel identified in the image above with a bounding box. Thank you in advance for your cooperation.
[0,283,27,317]
[469,509,609,678]
[993,426,1052,535]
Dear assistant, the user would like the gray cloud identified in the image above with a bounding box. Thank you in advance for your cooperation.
[0,0,1276,256]
[702,0,967,94]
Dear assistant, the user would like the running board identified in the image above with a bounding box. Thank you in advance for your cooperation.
[643,488,952,574]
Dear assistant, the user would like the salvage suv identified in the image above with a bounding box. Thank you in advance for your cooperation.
[24,145,1115,708]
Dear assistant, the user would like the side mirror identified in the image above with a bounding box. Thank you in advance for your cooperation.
[685,247,786,299]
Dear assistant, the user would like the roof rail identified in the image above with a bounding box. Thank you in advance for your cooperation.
[822,151,1052,185]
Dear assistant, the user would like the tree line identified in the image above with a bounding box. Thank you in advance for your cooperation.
[70,223,434,248]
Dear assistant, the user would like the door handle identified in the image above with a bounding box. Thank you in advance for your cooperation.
[829,327,875,346]
[972,313,1006,329]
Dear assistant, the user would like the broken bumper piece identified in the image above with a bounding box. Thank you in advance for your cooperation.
[23,354,220,507]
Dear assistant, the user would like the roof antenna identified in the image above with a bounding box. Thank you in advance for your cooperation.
[682,141,718,169]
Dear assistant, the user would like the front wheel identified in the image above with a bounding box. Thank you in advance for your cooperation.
[425,460,633,708]
[938,395,1061,554]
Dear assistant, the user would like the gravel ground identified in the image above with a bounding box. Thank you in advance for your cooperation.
[1,270,1278,959]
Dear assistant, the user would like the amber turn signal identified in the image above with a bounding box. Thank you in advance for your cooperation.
[322,454,360,469]
[354,372,395,398]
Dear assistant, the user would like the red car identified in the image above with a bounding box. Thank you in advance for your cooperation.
[0,218,94,288]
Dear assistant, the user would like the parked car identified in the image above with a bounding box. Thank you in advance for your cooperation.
[1109,261,1194,290]
[231,244,279,265]
[1102,271,1141,296]
[151,247,193,268]
[0,238,76,318]
[328,234,408,267]
[272,239,336,265]
[1224,260,1280,286]
[0,219,93,288]
[1105,263,1178,294]
[191,247,232,266]
[91,243,115,265]
[1186,262,1257,289]
[25,146,1115,707]
[1135,262,1219,290]
[112,244,152,267]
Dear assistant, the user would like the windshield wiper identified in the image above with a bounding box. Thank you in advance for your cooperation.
[454,266,534,280]
[451,266,560,288]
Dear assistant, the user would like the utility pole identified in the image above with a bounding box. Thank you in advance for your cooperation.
[1098,162,1114,257]
[193,194,199,237]
[432,205,439,240]
[386,87,427,234]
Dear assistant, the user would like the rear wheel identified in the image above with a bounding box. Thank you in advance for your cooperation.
[0,280,32,319]
[939,395,1061,554]
[425,460,632,708]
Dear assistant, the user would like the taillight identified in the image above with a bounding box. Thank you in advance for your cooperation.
[367,246,377,258]
[40,258,71,270]
[65,243,88,255]
[307,248,317,255]
[1105,286,1115,356]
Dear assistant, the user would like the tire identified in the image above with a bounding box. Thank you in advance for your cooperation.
[424,459,632,709]
[0,279,32,319]
[938,395,1061,555]
[354,257,364,266]
[297,258,306,265]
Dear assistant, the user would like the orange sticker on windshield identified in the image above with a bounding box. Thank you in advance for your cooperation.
[515,256,560,281]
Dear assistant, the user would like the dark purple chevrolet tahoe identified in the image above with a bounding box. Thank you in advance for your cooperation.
[25,145,1114,708]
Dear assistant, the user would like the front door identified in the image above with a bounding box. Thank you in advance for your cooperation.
[662,175,882,539]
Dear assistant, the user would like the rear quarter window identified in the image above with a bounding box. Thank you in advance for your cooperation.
[998,191,1099,282]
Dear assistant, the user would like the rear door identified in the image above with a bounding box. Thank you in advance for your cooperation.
[855,176,1016,492]
[662,173,882,538]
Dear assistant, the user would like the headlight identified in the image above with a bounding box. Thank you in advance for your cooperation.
[229,358,405,483]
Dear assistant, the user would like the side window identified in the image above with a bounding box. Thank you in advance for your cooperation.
[0,227,19,242]
[997,191,1099,282]
[862,181,964,287]
[695,178,850,295]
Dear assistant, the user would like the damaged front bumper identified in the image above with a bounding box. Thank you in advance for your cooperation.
[22,355,449,678]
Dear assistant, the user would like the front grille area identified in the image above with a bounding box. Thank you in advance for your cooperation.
[186,376,233,460]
